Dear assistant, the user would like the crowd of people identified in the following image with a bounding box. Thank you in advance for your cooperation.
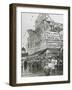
[21,50,63,76]
[43,56,63,75]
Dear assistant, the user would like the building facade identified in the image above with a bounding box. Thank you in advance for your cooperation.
[27,13,63,55]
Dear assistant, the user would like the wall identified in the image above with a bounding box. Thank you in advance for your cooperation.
[0,0,72,90]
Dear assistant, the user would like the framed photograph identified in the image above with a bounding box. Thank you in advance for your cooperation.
[9,3,70,86]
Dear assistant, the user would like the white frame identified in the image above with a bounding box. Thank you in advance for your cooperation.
[16,6,69,84]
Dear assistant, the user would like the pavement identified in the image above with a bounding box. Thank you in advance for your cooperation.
[21,69,63,77]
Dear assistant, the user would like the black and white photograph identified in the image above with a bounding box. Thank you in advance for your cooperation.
[21,13,63,77]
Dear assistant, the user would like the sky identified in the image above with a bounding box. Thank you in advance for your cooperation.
[21,12,63,51]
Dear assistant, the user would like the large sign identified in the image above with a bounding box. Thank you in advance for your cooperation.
[43,31,61,41]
